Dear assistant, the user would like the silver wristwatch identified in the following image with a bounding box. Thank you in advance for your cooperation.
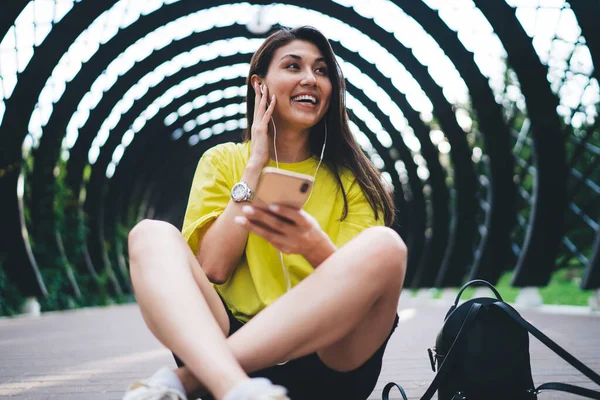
[231,181,254,202]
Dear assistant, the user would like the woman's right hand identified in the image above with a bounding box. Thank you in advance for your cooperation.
[249,82,276,167]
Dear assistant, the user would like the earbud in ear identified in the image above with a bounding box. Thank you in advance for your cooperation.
[260,85,265,95]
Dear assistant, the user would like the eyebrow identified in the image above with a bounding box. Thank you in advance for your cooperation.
[280,54,327,63]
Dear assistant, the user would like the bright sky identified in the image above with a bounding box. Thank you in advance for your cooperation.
[0,0,597,178]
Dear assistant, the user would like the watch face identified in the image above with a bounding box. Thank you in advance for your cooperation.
[232,183,247,201]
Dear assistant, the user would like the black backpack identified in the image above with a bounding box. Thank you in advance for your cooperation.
[382,280,600,400]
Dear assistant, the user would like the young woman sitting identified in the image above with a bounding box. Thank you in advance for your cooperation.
[123,25,407,400]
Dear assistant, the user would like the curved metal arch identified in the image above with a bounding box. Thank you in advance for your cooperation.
[67,30,252,196]
[115,83,408,225]
[107,77,409,269]
[62,5,256,192]
[569,0,600,83]
[88,17,440,206]
[105,95,242,244]
[0,171,47,296]
[72,49,246,202]
[393,0,516,285]
[73,74,248,277]
[117,112,246,226]
[332,42,449,285]
[80,56,251,273]
[164,94,247,145]
[475,0,568,287]
[118,99,413,283]
[33,9,250,224]
[1,0,548,296]
[108,89,247,244]
[0,0,28,41]
[569,1,600,289]
[345,108,409,236]
[102,88,247,275]
[75,26,442,276]
[111,93,408,232]
[345,82,422,276]
[0,0,119,297]
[103,76,250,251]
[57,23,254,275]
[109,87,406,240]
[586,227,600,289]
[142,130,248,228]
[82,0,476,289]
[258,0,478,288]
[7,0,476,296]
[0,0,117,164]
[104,112,249,289]
[138,103,403,231]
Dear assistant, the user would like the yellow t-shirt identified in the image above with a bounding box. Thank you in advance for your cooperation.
[182,141,384,322]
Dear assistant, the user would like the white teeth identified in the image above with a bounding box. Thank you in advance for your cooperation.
[292,94,317,104]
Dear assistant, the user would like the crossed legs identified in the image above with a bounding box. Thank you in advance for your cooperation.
[128,220,406,399]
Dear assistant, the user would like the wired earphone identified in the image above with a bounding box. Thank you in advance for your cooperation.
[261,84,327,293]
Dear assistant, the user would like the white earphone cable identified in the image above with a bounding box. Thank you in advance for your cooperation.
[271,116,327,292]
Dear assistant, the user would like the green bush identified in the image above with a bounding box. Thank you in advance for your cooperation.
[494,271,521,303]
[539,268,593,306]
[0,255,25,316]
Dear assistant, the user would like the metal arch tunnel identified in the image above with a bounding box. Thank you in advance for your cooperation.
[0,0,599,309]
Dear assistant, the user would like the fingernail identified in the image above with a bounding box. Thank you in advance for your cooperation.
[271,95,275,102]
[268,204,279,212]
[234,216,247,224]
[242,205,254,215]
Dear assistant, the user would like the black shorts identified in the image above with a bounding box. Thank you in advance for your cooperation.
[175,304,399,400]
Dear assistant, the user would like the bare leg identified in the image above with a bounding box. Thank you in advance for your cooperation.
[130,220,405,397]
[175,244,232,398]
[227,225,406,372]
[128,220,244,400]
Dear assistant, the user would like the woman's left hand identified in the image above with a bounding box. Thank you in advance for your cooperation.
[234,204,336,265]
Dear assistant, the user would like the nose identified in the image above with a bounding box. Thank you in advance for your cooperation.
[300,69,317,87]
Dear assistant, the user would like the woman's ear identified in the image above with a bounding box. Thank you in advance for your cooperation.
[250,75,263,93]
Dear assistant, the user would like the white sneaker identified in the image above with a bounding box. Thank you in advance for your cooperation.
[249,384,289,400]
[223,378,289,400]
[123,367,187,400]
[122,381,187,400]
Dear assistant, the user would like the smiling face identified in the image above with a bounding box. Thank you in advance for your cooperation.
[257,40,333,132]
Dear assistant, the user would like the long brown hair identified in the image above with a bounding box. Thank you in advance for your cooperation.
[244,26,394,226]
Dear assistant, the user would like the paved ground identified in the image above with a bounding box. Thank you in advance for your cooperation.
[1,297,599,400]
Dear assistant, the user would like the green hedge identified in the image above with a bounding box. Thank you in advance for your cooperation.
[0,254,25,316]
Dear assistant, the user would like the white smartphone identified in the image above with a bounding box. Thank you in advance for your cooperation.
[252,167,314,209]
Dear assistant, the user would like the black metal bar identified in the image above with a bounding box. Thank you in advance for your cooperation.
[583,225,600,289]
[569,0,600,83]
[345,83,422,281]
[346,100,410,236]
[0,171,47,297]
[254,0,477,287]
[393,0,516,285]
[83,62,250,278]
[0,0,28,43]
[332,43,448,286]
[475,0,568,287]
[0,0,119,298]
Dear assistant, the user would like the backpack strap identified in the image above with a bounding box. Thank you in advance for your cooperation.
[535,382,600,399]
[453,279,504,306]
[492,301,600,399]
[418,302,483,400]
[382,382,408,400]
